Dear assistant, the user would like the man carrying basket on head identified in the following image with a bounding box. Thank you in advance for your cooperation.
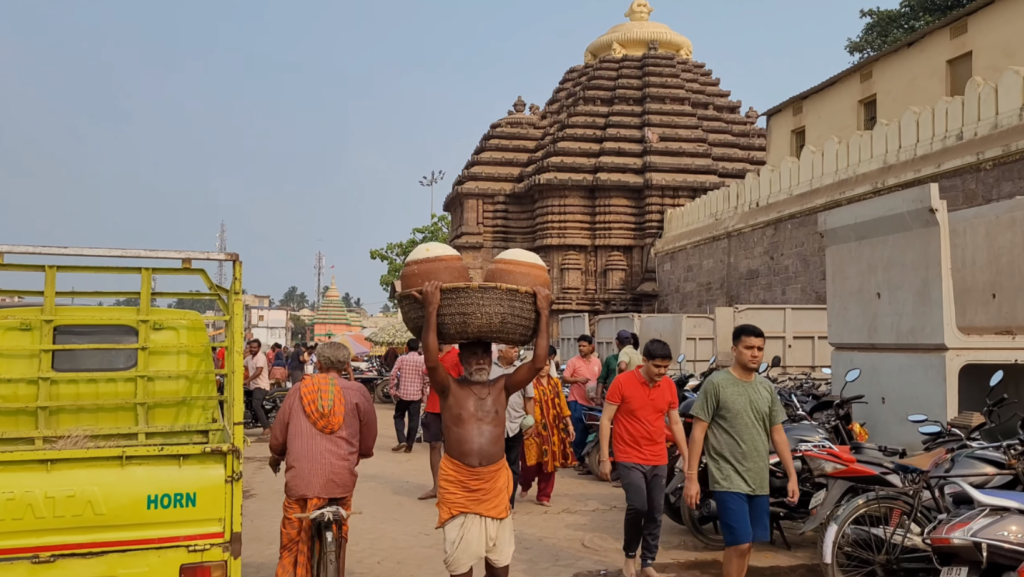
[413,280,551,577]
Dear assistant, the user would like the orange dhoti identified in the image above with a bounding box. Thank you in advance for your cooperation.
[436,454,515,575]
[276,495,352,577]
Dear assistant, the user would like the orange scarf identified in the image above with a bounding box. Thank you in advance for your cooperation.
[298,374,346,435]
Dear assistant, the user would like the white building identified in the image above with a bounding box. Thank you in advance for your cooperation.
[246,307,289,352]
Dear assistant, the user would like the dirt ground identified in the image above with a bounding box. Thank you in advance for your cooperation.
[242,404,819,577]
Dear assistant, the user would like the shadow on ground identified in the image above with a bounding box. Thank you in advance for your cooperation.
[573,559,819,577]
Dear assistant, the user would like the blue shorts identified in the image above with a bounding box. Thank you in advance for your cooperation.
[714,492,771,547]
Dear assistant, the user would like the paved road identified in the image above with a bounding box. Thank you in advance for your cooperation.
[241,404,817,577]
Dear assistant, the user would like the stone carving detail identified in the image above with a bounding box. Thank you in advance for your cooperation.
[561,251,584,294]
[584,51,596,64]
[606,252,629,293]
[445,2,767,316]
[585,250,598,295]
[625,0,653,22]
[611,42,626,57]
[678,44,693,59]
[648,40,660,53]
[512,96,527,115]
[746,107,760,123]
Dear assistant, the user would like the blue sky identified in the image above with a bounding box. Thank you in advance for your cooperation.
[0,1,896,310]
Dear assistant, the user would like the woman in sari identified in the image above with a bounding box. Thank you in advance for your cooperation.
[519,345,576,506]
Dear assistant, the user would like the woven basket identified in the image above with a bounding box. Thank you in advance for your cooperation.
[397,283,539,346]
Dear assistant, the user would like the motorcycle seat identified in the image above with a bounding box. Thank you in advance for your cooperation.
[853,448,945,473]
[951,481,1024,512]
[897,448,946,470]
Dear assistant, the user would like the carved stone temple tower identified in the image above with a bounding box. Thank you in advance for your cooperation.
[444,1,766,316]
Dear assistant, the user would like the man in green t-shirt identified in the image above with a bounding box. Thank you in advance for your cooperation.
[684,324,797,577]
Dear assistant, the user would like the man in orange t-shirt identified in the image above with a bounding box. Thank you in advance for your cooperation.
[598,339,689,577]
[418,344,463,500]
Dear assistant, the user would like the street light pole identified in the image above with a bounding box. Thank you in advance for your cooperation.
[419,170,446,218]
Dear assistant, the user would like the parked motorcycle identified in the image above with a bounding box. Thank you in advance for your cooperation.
[243,386,288,429]
[580,405,620,481]
[817,370,1024,577]
[927,478,1024,577]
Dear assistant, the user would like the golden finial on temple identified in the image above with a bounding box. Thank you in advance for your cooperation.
[625,0,653,22]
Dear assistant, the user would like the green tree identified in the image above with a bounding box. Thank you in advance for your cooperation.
[279,286,309,311]
[341,292,354,308]
[170,290,217,313]
[845,0,975,61]
[290,314,308,342]
[369,213,451,297]
[352,297,363,310]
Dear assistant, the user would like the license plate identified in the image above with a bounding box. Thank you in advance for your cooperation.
[940,567,968,577]
[809,490,826,510]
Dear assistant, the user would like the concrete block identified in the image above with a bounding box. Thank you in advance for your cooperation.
[837,137,849,172]
[821,184,949,349]
[812,146,824,180]
[821,183,1024,351]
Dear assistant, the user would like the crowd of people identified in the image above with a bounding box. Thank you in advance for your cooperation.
[263,283,798,577]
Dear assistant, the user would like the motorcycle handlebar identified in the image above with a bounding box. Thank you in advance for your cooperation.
[843,394,866,403]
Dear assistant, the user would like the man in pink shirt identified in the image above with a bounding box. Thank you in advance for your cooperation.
[562,334,602,466]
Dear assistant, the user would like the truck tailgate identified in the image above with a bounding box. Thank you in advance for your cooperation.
[0,452,228,558]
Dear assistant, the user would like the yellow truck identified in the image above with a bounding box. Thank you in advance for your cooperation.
[0,245,245,577]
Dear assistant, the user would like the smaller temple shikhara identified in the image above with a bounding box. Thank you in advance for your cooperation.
[312,277,363,343]
[444,0,766,316]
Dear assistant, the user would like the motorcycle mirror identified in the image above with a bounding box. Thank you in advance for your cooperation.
[708,355,717,368]
[822,368,832,375]
[990,370,1005,388]
[677,353,686,364]
[907,414,929,424]
[771,355,782,368]
[844,368,862,383]
[918,424,943,436]
[758,362,769,374]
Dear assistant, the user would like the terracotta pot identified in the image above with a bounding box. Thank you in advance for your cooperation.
[484,250,551,291]
[400,255,471,292]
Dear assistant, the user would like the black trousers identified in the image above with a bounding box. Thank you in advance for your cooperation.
[618,462,667,568]
[505,431,523,508]
[252,388,271,430]
[393,399,422,445]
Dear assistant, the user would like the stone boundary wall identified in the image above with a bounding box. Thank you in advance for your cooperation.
[656,66,1024,247]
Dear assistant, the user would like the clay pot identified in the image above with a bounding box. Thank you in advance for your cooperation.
[484,249,551,291]
[400,243,471,292]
